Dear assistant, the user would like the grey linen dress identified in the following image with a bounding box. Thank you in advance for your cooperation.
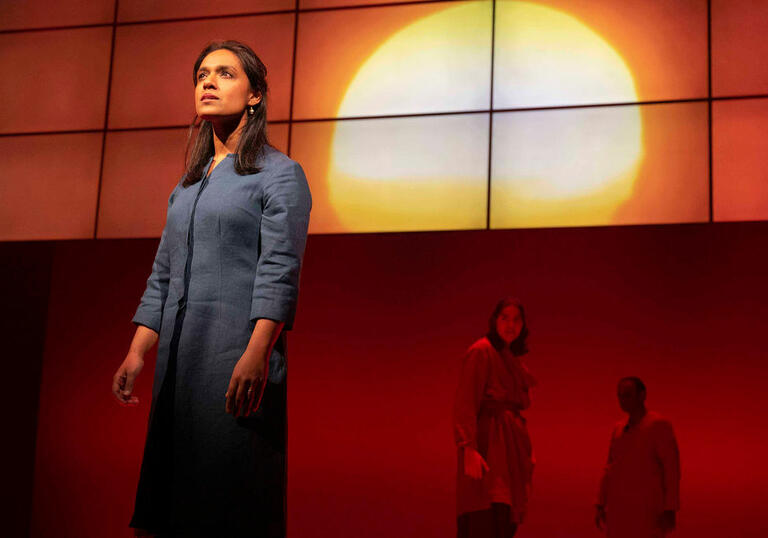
[129,146,311,537]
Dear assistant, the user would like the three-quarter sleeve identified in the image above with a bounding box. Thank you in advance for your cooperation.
[654,420,681,511]
[132,185,178,333]
[250,160,312,330]
[454,344,490,450]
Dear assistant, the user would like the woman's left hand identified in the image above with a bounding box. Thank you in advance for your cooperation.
[225,353,268,417]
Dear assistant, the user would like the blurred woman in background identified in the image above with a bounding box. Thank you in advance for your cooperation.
[454,297,537,538]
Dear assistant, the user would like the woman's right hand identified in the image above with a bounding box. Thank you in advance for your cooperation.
[463,446,489,479]
[112,351,144,406]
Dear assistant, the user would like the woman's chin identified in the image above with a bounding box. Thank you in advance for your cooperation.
[197,111,245,124]
[197,112,220,121]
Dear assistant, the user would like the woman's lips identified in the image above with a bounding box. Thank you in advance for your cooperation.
[201,94,219,101]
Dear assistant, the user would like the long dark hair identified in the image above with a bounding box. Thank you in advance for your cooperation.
[486,297,529,356]
[183,40,269,187]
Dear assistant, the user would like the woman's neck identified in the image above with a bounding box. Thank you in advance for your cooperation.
[210,113,247,160]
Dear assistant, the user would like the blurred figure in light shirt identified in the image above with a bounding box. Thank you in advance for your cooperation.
[596,377,681,538]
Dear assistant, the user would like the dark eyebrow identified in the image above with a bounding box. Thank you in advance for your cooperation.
[197,64,238,74]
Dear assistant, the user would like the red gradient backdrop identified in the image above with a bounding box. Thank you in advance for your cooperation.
[30,223,768,537]
[3,1,768,536]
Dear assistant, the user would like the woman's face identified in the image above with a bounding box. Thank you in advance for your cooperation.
[194,48,260,121]
[495,304,523,346]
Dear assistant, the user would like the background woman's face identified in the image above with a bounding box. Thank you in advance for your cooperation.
[496,304,523,346]
[194,49,260,121]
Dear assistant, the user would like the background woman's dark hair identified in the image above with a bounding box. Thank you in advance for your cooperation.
[486,297,529,356]
[183,40,269,187]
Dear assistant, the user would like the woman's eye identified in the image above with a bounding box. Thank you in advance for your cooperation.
[197,71,231,80]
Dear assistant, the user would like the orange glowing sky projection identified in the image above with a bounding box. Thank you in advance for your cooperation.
[291,0,709,233]
[11,0,766,241]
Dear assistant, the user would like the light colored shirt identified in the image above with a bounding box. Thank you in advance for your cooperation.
[598,410,681,538]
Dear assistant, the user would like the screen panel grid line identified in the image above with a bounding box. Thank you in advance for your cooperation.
[93,0,121,238]
[3,0,768,239]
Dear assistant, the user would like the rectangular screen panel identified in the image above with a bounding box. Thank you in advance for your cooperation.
[293,1,491,120]
[99,123,291,238]
[269,122,289,155]
[98,129,188,238]
[291,114,490,234]
[490,102,709,229]
[712,0,768,96]
[300,0,422,7]
[713,98,768,222]
[493,0,708,108]
[109,14,295,128]
[118,0,293,22]
[0,27,112,134]
[0,0,114,31]
[0,133,102,241]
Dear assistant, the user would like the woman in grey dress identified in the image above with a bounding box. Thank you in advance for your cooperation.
[111,40,311,537]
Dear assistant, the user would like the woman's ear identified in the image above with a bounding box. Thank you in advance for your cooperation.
[248,92,262,106]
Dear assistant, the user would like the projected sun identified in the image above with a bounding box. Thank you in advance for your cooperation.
[491,1,643,228]
[325,0,643,232]
[322,1,492,233]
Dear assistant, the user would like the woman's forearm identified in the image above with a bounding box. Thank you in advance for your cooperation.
[129,325,159,357]
[243,318,285,362]
[225,318,285,416]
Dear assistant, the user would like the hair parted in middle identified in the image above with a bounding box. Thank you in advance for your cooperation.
[183,40,270,187]
[486,296,530,356]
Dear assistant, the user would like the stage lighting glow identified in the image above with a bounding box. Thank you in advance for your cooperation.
[491,2,643,228]
[336,2,491,118]
[327,1,492,232]
[322,114,490,233]
[494,1,639,108]
[325,1,644,231]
